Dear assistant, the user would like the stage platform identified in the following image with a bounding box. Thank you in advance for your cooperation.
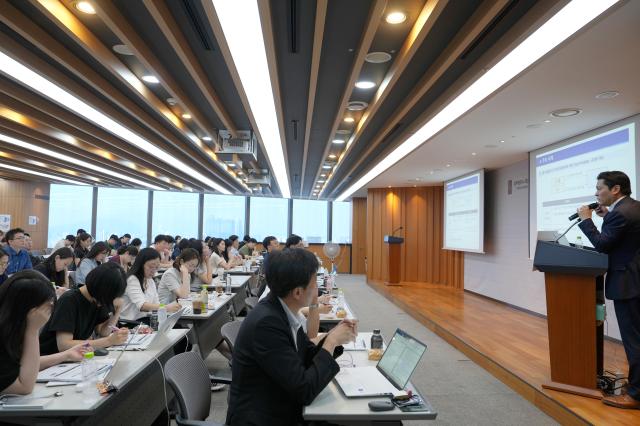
[368,280,640,425]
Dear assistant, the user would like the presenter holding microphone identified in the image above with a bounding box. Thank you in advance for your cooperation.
[577,171,640,409]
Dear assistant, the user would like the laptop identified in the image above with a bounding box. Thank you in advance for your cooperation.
[334,328,427,398]
[110,307,185,351]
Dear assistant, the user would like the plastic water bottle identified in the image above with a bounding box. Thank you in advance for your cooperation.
[225,273,232,294]
[81,351,97,397]
[371,329,383,350]
[575,235,583,249]
[157,304,167,326]
[337,288,345,310]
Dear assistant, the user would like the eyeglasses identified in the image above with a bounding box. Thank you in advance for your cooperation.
[0,261,8,267]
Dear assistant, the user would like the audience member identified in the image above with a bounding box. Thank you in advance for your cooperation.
[189,239,212,288]
[285,234,304,249]
[53,234,75,251]
[75,241,108,286]
[5,228,32,274]
[130,238,142,250]
[239,238,257,258]
[210,238,237,273]
[226,249,355,425]
[0,271,87,395]
[33,247,74,288]
[76,228,87,236]
[121,248,180,321]
[109,245,138,273]
[261,235,279,275]
[115,234,131,250]
[0,248,8,285]
[151,234,173,268]
[73,232,93,267]
[158,248,200,304]
[39,263,129,354]
[23,233,42,267]
[105,234,118,255]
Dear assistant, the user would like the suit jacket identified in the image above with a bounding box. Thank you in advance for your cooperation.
[579,197,640,300]
[226,293,340,426]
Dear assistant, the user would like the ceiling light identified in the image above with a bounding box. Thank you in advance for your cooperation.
[347,101,368,111]
[328,154,337,159]
[74,1,96,14]
[0,162,88,185]
[202,136,212,141]
[471,152,476,156]
[112,44,133,55]
[500,140,505,143]
[166,97,177,106]
[336,0,619,201]
[544,119,552,123]
[0,133,163,190]
[550,108,582,117]
[446,164,451,168]
[332,139,345,144]
[365,52,392,63]
[343,117,355,123]
[320,174,326,177]
[322,165,332,169]
[336,129,350,135]
[0,51,230,193]
[317,180,325,183]
[385,12,407,24]
[141,75,160,84]
[595,90,620,99]
[355,81,376,89]
[181,113,192,119]
[212,0,290,198]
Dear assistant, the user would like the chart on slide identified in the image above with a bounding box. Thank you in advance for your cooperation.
[535,124,636,246]
[444,172,483,252]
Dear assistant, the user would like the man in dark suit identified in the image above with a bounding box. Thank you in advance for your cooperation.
[226,248,357,425]
[578,171,640,409]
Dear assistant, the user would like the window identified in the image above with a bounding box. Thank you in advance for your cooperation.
[152,191,199,240]
[96,188,148,244]
[47,184,93,247]
[249,197,288,242]
[203,194,245,239]
[292,199,328,243]
[331,201,352,243]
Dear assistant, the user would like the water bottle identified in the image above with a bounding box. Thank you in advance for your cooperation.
[200,285,209,313]
[371,329,383,350]
[149,311,159,331]
[225,273,232,294]
[81,351,97,396]
[575,235,583,249]
[337,288,345,310]
[157,304,167,326]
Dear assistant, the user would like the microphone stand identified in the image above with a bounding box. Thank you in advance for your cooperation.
[554,219,581,244]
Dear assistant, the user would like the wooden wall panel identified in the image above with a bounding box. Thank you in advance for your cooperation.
[351,198,367,274]
[366,186,463,289]
[0,178,50,250]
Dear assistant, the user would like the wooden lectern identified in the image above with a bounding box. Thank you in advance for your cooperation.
[384,235,404,285]
[533,240,608,398]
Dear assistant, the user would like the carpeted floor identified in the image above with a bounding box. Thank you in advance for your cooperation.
[204,274,556,425]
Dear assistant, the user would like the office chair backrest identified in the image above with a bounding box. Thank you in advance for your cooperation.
[221,320,242,353]
[244,296,259,311]
[164,352,214,423]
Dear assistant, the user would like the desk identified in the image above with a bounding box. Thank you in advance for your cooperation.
[319,300,356,331]
[0,329,188,426]
[206,275,251,315]
[304,334,436,424]
[178,293,235,359]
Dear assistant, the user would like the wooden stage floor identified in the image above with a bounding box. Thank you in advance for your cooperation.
[368,280,640,425]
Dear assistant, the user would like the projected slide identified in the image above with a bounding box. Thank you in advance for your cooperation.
[444,171,484,252]
[535,124,636,246]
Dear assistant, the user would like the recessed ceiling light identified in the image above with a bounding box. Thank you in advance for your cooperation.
[141,75,160,84]
[544,119,551,123]
[322,165,332,169]
[181,113,192,119]
[413,185,417,188]
[202,136,212,141]
[445,164,451,167]
[365,52,392,63]
[429,171,434,175]
[500,140,505,143]
[343,117,355,123]
[385,12,406,24]
[550,108,582,117]
[335,1,617,201]
[332,139,345,144]
[166,97,177,106]
[112,44,134,55]
[471,152,476,156]
[74,1,96,14]
[213,0,290,198]
[0,51,230,193]
[328,154,337,159]
[336,129,350,135]
[347,101,368,111]
[355,81,376,89]
[387,185,392,188]
[595,90,620,99]
[320,174,326,177]
[317,180,325,183]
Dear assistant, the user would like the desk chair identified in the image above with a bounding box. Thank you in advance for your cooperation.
[244,296,259,311]
[221,321,242,354]
[164,352,225,426]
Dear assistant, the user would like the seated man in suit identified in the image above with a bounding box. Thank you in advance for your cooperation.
[578,171,640,409]
[226,248,356,425]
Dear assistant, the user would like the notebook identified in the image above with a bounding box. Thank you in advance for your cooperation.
[334,328,426,398]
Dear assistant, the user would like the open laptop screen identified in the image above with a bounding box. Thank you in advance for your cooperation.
[376,329,427,390]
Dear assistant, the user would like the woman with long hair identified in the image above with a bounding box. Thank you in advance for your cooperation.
[75,241,108,286]
[34,247,74,288]
[72,232,92,268]
[158,248,200,304]
[120,248,180,321]
[0,271,88,395]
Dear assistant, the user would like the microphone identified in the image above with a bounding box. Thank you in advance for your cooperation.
[568,202,599,221]
[391,226,403,236]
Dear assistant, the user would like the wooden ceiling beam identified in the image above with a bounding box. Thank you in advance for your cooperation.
[299,0,328,196]
[142,0,238,138]
[319,0,449,196]
[307,0,388,198]
[325,0,511,197]
[0,157,101,187]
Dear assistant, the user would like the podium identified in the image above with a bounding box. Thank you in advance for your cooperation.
[533,240,608,398]
[384,235,404,285]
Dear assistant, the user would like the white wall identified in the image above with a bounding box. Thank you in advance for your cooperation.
[464,159,621,340]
